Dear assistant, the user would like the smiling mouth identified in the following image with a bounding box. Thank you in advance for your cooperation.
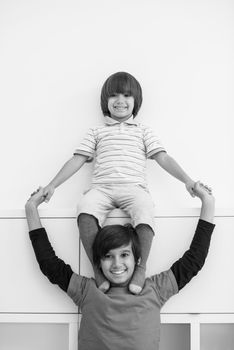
[114,106,127,110]
[111,269,127,275]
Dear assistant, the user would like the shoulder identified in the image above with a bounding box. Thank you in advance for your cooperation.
[82,124,108,141]
[87,123,112,135]
[135,122,150,129]
[136,123,157,134]
[67,273,93,305]
[144,270,178,307]
[148,269,178,295]
[130,123,155,137]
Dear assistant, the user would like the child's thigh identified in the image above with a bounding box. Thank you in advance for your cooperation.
[117,186,155,229]
[77,187,115,226]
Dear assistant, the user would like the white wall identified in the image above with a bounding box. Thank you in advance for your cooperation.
[0,0,233,211]
[0,3,233,349]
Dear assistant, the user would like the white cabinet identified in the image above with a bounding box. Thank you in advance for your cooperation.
[161,314,234,350]
[0,217,79,313]
[0,322,69,350]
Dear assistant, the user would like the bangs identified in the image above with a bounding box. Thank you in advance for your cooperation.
[98,225,131,260]
[92,224,141,266]
[105,73,135,97]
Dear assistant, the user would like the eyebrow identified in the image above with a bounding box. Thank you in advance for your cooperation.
[107,248,131,255]
[120,249,131,253]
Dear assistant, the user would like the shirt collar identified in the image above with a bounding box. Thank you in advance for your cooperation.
[104,115,138,126]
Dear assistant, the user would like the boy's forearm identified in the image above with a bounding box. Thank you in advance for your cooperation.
[25,203,42,231]
[49,155,87,188]
[200,195,215,223]
[154,153,192,184]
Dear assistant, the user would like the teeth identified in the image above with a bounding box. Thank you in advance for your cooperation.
[111,270,126,275]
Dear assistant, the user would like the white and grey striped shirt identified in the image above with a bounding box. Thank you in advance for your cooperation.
[74,116,165,187]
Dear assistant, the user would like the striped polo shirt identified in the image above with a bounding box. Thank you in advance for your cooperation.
[74,116,165,186]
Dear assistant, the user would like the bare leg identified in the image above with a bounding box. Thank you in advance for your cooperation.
[129,224,154,294]
[78,213,110,292]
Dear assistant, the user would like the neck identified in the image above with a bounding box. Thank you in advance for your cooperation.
[109,115,133,123]
[110,280,130,288]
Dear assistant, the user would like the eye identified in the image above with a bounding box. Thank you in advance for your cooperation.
[103,253,112,260]
[121,252,130,258]
[109,93,118,97]
[123,93,131,97]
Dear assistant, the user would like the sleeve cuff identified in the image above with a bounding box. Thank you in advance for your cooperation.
[29,227,47,235]
[148,148,166,159]
[197,219,215,230]
[73,150,93,162]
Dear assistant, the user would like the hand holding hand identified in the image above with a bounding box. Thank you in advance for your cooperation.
[25,187,46,209]
[193,181,214,223]
[42,184,55,203]
[185,180,196,197]
[193,181,213,199]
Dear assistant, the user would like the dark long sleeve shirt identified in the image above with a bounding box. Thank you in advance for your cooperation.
[29,228,73,291]
[29,219,215,292]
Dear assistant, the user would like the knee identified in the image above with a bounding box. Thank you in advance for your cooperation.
[77,213,100,229]
[135,223,155,236]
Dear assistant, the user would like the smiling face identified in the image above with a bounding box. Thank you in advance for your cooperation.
[100,72,142,118]
[107,93,134,122]
[100,243,136,285]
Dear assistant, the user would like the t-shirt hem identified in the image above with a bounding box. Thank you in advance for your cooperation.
[73,150,93,162]
[148,148,166,159]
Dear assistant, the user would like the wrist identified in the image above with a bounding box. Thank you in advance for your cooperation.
[200,193,215,210]
[201,194,215,204]
[25,200,37,213]
[185,177,194,185]
[25,202,42,231]
[48,182,56,189]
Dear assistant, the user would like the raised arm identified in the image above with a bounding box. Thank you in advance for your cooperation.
[152,151,196,197]
[25,188,73,291]
[170,182,215,290]
[43,154,88,202]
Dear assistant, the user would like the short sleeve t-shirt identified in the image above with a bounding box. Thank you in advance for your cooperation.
[67,269,178,350]
[74,117,165,186]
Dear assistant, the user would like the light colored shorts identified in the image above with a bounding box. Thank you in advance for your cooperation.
[77,185,155,231]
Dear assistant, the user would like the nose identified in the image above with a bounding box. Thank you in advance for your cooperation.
[115,94,125,104]
[112,256,122,268]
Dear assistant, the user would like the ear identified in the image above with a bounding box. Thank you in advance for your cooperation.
[137,258,141,266]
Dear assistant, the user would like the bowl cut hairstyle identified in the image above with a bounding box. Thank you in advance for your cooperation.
[100,72,143,118]
[93,224,141,267]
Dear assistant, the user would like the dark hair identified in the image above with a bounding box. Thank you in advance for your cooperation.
[100,72,143,118]
[93,224,141,266]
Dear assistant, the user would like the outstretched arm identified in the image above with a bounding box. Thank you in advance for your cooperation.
[171,182,215,290]
[43,154,88,202]
[25,188,44,231]
[25,188,73,291]
[152,152,196,197]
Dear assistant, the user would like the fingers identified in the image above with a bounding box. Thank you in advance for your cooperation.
[30,187,43,197]
[200,182,212,194]
[189,189,195,197]
[44,193,51,203]
[27,187,45,206]
[186,183,196,197]
[194,181,213,195]
[43,189,53,203]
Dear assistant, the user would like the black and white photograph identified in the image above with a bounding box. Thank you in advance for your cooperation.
[0,0,233,349]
